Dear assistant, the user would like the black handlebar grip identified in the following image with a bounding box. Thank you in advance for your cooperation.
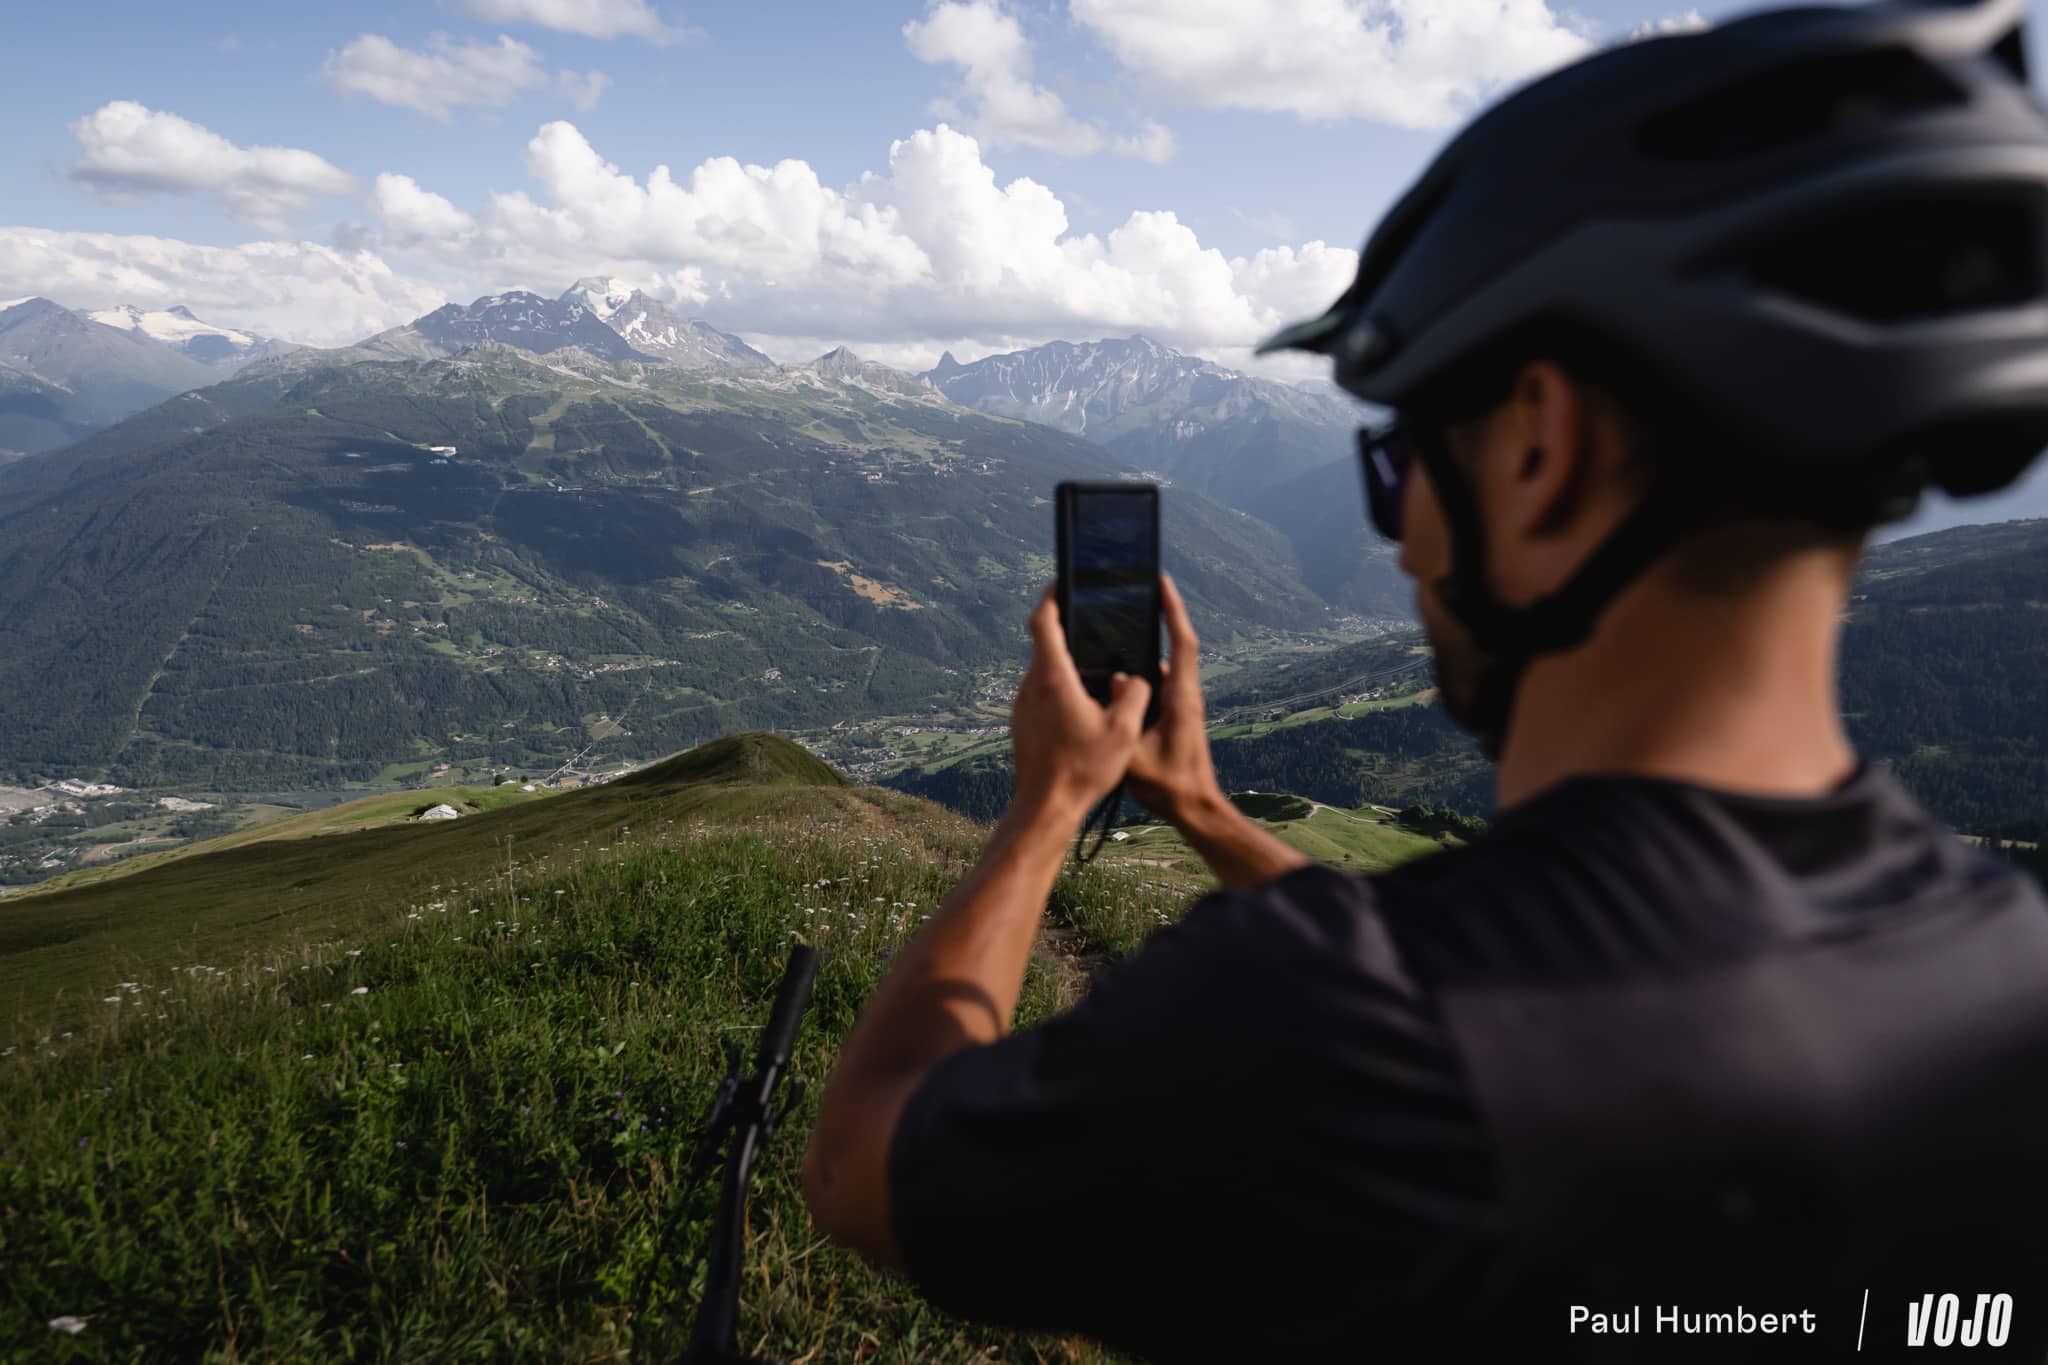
[755,946,820,1073]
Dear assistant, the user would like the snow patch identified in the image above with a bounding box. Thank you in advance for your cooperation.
[88,303,257,348]
[561,276,637,321]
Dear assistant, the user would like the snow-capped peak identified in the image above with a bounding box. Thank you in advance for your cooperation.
[87,303,257,349]
[76,302,296,369]
[560,276,638,321]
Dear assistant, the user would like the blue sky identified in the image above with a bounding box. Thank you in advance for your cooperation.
[3,0,2039,378]
[6,1,1690,258]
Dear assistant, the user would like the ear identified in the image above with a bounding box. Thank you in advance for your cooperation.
[1502,359,1597,537]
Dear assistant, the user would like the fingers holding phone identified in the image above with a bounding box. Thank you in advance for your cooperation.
[1010,586,1151,823]
[1127,573,1226,825]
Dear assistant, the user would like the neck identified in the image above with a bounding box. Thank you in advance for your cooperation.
[1493,550,1859,810]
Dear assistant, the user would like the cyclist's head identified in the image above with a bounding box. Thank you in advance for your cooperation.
[1261,0,2048,758]
[1388,343,1868,737]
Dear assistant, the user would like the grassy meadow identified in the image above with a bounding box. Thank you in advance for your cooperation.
[0,733,1436,1361]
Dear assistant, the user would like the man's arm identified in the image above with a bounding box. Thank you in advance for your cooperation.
[802,591,1150,1267]
[1129,576,1309,890]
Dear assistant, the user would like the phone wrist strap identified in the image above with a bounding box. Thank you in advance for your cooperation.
[1073,781,1125,864]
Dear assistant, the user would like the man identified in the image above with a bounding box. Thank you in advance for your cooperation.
[805,0,2048,1358]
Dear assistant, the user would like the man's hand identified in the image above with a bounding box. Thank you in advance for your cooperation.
[1009,587,1152,825]
[1126,574,1310,890]
[1127,574,1225,825]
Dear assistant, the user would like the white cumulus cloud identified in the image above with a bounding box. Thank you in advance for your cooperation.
[30,112,1360,374]
[0,227,447,346]
[322,33,550,121]
[905,0,1174,161]
[68,102,355,231]
[371,174,477,245]
[1070,0,1592,130]
[375,119,1352,366]
[460,0,684,44]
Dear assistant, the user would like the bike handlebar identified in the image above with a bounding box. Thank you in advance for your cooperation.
[674,945,822,1365]
[756,946,818,1075]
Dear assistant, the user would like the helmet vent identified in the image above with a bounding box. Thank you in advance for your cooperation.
[1637,47,1966,163]
[1747,194,2043,324]
[1991,24,2027,83]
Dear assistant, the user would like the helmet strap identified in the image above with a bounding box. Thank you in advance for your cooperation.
[1418,443,1703,761]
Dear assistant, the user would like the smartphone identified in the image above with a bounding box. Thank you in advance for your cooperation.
[1055,481,1161,726]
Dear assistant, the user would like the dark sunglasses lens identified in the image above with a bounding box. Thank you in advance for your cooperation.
[1358,427,1412,542]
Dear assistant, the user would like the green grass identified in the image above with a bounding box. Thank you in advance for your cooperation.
[0,749,822,1035]
[12,784,553,907]
[1088,797,1452,911]
[1267,804,1461,867]
[0,735,1168,1363]
[0,732,1459,1361]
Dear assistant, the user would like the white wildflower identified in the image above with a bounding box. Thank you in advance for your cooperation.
[351,986,370,996]
[49,1316,89,1335]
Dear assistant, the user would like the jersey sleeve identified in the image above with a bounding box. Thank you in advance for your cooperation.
[884,864,1499,1358]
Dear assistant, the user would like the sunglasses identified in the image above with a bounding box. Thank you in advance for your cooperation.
[1357,421,1427,543]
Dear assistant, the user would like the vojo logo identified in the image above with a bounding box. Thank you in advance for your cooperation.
[1905,1294,2012,1348]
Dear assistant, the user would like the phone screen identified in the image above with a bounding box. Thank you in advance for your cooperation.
[1063,486,1159,690]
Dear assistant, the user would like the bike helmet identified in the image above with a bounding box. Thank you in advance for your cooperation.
[1260,0,2048,757]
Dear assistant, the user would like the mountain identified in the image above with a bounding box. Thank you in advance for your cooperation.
[1877,456,2048,541]
[926,337,1401,617]
[0,364,94,465]
[85,303,300,370]
[342,285,773,374]
[585,288,774,371]
[923,335,1359,488]
[0,298,220,460]
[801,346,944,400]
[401,290,656,363]
[0,340,1326,789]
[1209,516,2048,836]
[560,274,637,321]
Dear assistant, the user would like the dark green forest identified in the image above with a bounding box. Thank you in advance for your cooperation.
[1841,519,2048,841]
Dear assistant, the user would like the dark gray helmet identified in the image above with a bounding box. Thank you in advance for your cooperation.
[1262,0,2048,506]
